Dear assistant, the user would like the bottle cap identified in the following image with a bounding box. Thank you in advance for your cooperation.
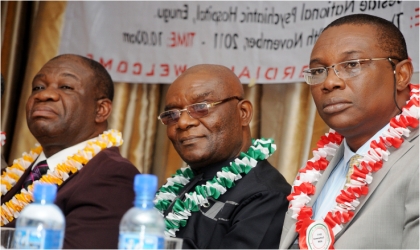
[33,183,57,203]
[134,174,157,197]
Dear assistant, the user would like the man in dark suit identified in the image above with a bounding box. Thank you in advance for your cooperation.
[155,64,291,248]
[1,54,140,248]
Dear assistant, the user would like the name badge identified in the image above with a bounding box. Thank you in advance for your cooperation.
[306,220,332,250]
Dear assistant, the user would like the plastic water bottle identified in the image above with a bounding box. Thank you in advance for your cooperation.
[118,174,165,249]
[14,183,65,249]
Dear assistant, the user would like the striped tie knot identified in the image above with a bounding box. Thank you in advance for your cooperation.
[345,154,363,187]
[22,160,49,190]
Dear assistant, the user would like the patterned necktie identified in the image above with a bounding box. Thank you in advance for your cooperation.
[345,154,362,187]
[22,160,49,190]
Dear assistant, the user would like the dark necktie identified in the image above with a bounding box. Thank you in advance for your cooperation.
[22,160,49,190]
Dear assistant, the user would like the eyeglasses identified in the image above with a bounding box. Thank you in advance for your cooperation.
[303,58,396,85]
[158,96,243,125]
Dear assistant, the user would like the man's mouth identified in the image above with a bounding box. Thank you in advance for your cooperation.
[31,106,58,118]
[322,97,352,114]
[179,135,204,145]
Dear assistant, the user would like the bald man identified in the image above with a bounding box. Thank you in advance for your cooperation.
[155,64,291,248]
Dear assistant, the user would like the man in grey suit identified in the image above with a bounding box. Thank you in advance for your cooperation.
[280,14,418,249]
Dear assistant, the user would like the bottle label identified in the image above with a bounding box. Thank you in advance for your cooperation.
[118,233,164,249]
[14,227,64,249]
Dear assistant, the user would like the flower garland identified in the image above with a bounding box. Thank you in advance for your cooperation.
[287,84,419,249]
[1,131,5,146]
[0,129,124,226]
[154,138,276,237]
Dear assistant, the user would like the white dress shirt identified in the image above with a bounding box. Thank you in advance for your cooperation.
[32,139,93,172]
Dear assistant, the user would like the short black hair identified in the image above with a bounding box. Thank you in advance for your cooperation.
[324,14,408,61]
[50,54,114,101]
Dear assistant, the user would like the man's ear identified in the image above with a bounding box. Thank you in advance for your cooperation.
[95,98,112,123]
[395,59,413,91]
[238,99,253,126]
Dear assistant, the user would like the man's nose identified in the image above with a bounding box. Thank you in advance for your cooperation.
[321,67,345,91]
[33,87,60,102]
[177,110,199,130]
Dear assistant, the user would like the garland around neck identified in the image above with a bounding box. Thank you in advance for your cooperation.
[154,138,276,237]
[287,84,419,249]
[0,129,123,226]
[1,131,5,146]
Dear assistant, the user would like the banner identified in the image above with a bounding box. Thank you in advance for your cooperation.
[59,1,419,84]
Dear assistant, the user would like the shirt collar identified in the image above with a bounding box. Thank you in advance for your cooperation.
[32,139,93,171]
[343,123,390,165]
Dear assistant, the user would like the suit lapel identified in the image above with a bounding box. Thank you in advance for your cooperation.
[280,209,297,248]
[1,163,34,203]
[1,156,84,199]
[280,144,345,248]
[56,167,82,190]
[334,128,419,240]
[309,144,344,207]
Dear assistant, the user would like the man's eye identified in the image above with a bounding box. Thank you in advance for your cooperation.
[343,61,360,69]
[311,68,325,76]
[60,85,73,90]
[32,86,44,91]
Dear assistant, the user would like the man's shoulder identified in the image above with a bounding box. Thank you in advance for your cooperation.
[92,147,129,163]
[87,147,139,173]
[392,127,418,166]
[408,126,419,143]
[242,159,291,193]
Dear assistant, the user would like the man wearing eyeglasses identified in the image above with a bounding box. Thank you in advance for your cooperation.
[280,14,418,249]
[156,64,291,248]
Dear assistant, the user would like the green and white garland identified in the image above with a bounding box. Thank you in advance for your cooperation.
[154,138,276,237]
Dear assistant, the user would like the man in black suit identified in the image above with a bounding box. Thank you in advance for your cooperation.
[155,64,291,248]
